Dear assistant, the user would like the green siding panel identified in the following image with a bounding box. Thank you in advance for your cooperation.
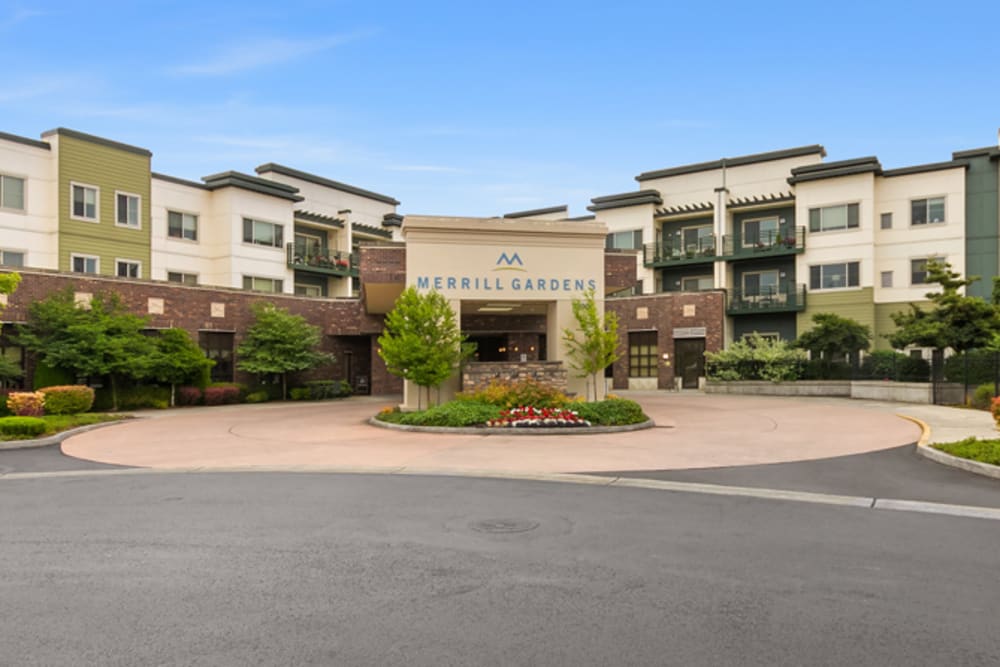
[872,300,934,351]
[57,134,151,276]
[732,313,797,341]
[964,155,999,299]
[797,287,875,342]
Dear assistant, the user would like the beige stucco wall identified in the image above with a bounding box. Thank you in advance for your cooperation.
[0,137,57,270]
[400,215,608,408]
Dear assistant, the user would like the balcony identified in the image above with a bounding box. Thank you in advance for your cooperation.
[643,236,718,267]
[721,226,805,260]
[727,283,807,315]
[286,243,358,277]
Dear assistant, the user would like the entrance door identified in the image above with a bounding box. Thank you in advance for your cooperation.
[674,338,706,389]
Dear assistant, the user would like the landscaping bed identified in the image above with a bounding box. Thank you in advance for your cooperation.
[932,438,1000,467]
[0,414,128,441]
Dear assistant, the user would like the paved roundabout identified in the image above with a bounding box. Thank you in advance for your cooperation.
[60,392,922,473]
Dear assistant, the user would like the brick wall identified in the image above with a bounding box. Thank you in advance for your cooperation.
[359,244,405,284]
[606,291,725,390]
[604,251,639,293]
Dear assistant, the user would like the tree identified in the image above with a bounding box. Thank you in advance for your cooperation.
[562,288,622,401]
[795,312,871,365]
[378,287,471,409]
[0,272,22,384]
[236,302,333,400]
[15,290,154,410]
[888,261,1000,355]
[145,328,215,406]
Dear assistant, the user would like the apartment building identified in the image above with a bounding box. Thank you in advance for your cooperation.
[590,142,1000,349]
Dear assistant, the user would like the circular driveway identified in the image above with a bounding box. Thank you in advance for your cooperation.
[61,393,921,473]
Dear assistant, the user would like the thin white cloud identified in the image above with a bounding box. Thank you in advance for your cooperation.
[0,7,47,31]
[0,76,86,103]
[168,31,372,76]
[385,164,465,173]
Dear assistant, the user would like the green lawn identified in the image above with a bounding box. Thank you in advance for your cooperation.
[933,438,1000,466]
[0,414,128,441]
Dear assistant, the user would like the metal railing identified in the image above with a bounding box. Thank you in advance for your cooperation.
[643,235,718,266]
[727,282,807,314]
[721,225,805,258]
[286,243,358,276]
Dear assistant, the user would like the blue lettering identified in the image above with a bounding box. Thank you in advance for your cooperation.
[495,277,503,290]
[417,276,429,289]
[484,278,492,290]
[461,277,470,290]
[512,278,521,290]
[433,276,442,290]
[536,277,546,291]
[588,279,597,290]
[550,279,560,290]
[447,277,457,290]
[563,279,571,291]
[575,279,584,291]
[524,279,533,290]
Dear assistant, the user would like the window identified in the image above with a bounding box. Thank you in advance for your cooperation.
[71,183,98,221]
[0,174,25,211]
[295,284,323,298]
[628,331,657,378]
[808,203,859,232]
[115,259,140,279]
[115,192,141,228]
[243,276,284,293]
[167,271,198,285]
[742,270,780,297]
[911,257,944,285]
[880,213,893,230]
[71,254,99,274]
[881,271,893,288]
[0,249,24,267]
[742,217,779,247]
[167,211,198,241]
[606,229,643,250]
[678,225,714,254]
[200,331,234,383]
[243,218,284,248]
[809,262,860,290]
[681,275,713,292]
[911,197,945,225]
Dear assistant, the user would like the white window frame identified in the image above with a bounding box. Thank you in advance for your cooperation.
[911,196,946,226]
[166,271,198,285]
[808,202,860,233]
[115,258,141,279]
[910,256,945,285]
[242,217,284,249]
[70,253,100,274]
[70,182,100,222]
[0,248,26,268]
[167,210,199,242]
[0,173,27,213]
[114,191,142,229]
[243,275,284,293]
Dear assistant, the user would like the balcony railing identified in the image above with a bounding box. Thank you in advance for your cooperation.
[643,235,718,267]
[727,282,807,315]
[286,243,358,277]
[721,226,805,259]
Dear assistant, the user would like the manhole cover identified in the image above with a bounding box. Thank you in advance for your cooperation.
[470,518,540,534]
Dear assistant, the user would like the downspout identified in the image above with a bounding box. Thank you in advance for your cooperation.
[714,158,730,346]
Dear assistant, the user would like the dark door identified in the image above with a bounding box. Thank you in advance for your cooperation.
[674,338,705,389]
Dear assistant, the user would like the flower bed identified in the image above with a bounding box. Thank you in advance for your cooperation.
[486,406,591,428]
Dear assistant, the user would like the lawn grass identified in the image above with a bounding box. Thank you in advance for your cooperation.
[932,438,1000,466]
[0,414,128,441]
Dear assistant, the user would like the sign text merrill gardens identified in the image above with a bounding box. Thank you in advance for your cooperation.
[414,252,597,293]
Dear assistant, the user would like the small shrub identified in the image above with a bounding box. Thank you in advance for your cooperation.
[970,383,995,410]
[118,385,171,410]
[934,437,1000,466]
[289,387,310,401]
[457,378,568,409]
[245,390,269,403]
[705,334,806,382]
[859,350,930,382]
[573,398,648,426]
[0,416,47,437]
[177,386,202,406]
[39,385,95,415]
[203,383,243,405]
[301,379,352,400]
[991,397,1000,425]
[6,391,45,417]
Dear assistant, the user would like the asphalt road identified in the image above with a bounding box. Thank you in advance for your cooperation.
[2,472,999,666]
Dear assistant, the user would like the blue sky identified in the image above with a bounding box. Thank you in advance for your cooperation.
[3,0,999,217]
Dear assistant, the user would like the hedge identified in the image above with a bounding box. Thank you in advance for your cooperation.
[39,385,95,415]
[0,416,47,437]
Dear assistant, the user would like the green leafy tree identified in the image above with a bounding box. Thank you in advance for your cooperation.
[145,328,215,406]
[795,312,871,369]
[562,288,622,401]
[236,302,334,400]
[888,261,1000,355]
[0,272,23,384]
[378,287,471,409]
[15,290,154,410]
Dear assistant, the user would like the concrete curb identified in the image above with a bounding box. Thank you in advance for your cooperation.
[0,418,135,451]
[899,413,1000,481]
[367,417,658,435]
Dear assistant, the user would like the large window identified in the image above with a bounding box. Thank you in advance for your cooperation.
[200,331,234,383]
[167,211,198,241]
[243,276,284,293]
[0,249,24,267]
[808,203,859,232]
[742,270,780,297]
[71,254,99,274]
[115,192,141,228]
[115,259,140,279]
[0,174,25,211]
[679,225,713,253]
[911,197,945,225]
[167,271,198,285]
[809,262,860,290]
[680,275,713,292]
[71,183,99,221]
[243,218,284,248]
[742,217,779,247]
[606,229,643,250]
[628,331,657,378]
[911,257,944,284]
